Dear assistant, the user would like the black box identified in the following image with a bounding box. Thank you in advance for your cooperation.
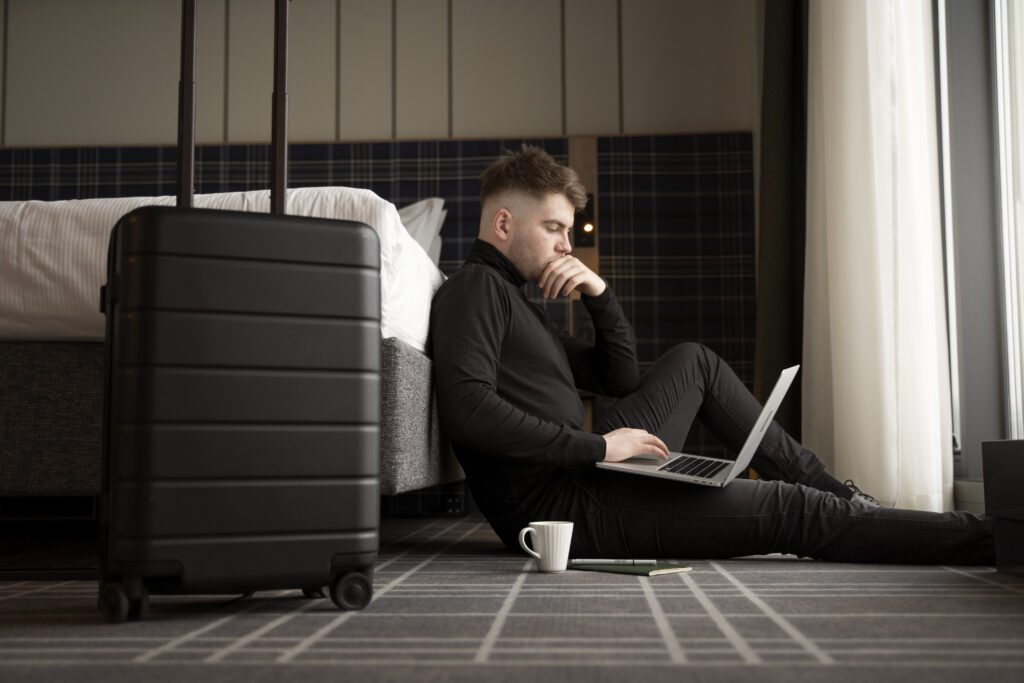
[983,440,1024,578]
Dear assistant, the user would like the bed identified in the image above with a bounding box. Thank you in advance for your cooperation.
[0,186,463,497]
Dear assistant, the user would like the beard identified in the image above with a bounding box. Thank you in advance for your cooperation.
[506,236,547,284]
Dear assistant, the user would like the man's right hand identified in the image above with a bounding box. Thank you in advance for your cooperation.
[602,427,670,463]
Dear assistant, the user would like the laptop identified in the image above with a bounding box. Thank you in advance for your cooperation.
[596,365,800,487]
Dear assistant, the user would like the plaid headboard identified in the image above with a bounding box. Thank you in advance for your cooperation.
[598,134,755,378]
[0,134,754,456]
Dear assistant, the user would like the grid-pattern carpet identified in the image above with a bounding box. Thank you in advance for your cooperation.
[2,515,1023,682]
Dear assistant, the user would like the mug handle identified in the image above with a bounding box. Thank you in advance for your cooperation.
[518,527,541,560]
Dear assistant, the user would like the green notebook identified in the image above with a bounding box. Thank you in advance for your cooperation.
[569,563,692,576]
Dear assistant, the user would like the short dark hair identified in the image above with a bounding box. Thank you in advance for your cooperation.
[480,145,587,211]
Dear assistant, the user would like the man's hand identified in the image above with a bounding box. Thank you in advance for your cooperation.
[539,255,606,299]
[602,427,670,463]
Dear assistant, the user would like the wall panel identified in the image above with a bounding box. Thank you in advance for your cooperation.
[0,0,762,147]
[227,0,272,142]
[229,0,339,143]
[6,0,180,146]
[1,0,5,145]
[291,0,337,142]
[565,0,619,135]
[621,0,758,133]
[451,0,562,138]
[395,0,448,139]
[339,0,392,140]
[196,0,227,145]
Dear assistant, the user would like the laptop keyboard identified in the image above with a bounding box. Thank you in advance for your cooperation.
[658,455,730,479]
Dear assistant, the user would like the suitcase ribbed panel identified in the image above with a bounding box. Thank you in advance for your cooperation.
[120,257,379,318]
[114,425,378,479]
[117,368,379,422]
[112,479,378,537]
[119,314,379,369]
[104,206,381,594]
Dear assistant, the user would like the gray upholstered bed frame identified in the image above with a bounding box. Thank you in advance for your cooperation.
[0,337,461,498]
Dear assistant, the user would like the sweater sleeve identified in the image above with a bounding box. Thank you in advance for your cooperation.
[562,284,640,397]
[430,270,606,467]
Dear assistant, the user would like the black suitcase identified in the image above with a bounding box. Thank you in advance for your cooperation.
[97,0,381,623]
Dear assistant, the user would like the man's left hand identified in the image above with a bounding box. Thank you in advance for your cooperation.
[539,255,606,299]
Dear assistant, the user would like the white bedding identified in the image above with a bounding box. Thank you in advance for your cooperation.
[0,187,444,352]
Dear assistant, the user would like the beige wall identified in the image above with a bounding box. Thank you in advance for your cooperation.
[0,0,760,146]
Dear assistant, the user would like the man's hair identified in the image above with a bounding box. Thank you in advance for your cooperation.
[480,145,588,211]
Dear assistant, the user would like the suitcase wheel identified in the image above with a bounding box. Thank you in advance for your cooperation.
[129,590,151,621]
[302,588,326,600]
[100,580,149,624]
[330,571,372,611]
[100,583,129,624]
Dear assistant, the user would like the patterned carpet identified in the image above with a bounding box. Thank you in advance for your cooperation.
[2,515,1024,682]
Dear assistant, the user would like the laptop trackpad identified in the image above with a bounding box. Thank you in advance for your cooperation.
[623,453,679,467]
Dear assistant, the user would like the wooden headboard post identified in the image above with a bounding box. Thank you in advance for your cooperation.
[568,135,600,338]
[568,136,600,432]
[568,135,600,278]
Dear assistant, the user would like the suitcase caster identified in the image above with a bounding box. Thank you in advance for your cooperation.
[128,590,150,621]
[100,580,149,623]
[330,571,372,610]
[100,583,129,624]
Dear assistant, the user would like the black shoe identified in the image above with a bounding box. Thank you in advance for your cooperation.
[844,480,881,508]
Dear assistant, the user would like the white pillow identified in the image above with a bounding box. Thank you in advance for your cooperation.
[398,198,446,265]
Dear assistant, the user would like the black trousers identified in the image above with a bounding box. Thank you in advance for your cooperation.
[529,343,994,565]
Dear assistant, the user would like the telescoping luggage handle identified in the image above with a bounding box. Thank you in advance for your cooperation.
[177,0,290,214]
[103,0,290,311]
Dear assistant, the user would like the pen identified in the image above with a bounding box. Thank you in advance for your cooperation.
[568,559,657,566]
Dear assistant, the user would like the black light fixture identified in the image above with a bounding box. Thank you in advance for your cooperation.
[573,193,596,248]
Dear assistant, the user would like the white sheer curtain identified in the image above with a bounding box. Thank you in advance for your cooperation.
[803,0,953,511]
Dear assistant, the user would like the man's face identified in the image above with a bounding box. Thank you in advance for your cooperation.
[504,193,575,284]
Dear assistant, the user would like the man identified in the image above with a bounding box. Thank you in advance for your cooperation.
[429,145,993,565]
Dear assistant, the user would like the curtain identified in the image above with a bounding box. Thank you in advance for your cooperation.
[756,0,808,438]
[803,0,953,511]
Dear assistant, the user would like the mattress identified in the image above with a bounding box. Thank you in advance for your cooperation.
[0,187,443,352]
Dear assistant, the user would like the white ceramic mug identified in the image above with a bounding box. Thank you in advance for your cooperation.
[518,521,574,572]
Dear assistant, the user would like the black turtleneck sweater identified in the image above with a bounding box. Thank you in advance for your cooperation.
[429,240,639,537]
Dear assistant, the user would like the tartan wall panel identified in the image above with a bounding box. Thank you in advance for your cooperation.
[0,147,180,201]
[598,134,755,378]
[0,134,754,460]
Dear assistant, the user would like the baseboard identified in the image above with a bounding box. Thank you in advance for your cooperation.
[0,517,98,580]
[954,479,985,514]
[0,495,96,521]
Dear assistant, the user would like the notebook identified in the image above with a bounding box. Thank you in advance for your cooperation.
[596,365,799,487]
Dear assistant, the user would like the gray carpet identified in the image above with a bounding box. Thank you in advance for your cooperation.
[1,515,1023,682]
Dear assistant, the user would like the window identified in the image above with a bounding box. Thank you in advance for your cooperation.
[936,0,1014,481]
[993,0,1024,439]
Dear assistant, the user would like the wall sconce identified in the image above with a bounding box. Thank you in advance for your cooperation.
[573,193,596,248]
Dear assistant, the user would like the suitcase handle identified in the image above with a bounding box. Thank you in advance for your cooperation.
[177,0,290,214]
[177,0,196,208]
